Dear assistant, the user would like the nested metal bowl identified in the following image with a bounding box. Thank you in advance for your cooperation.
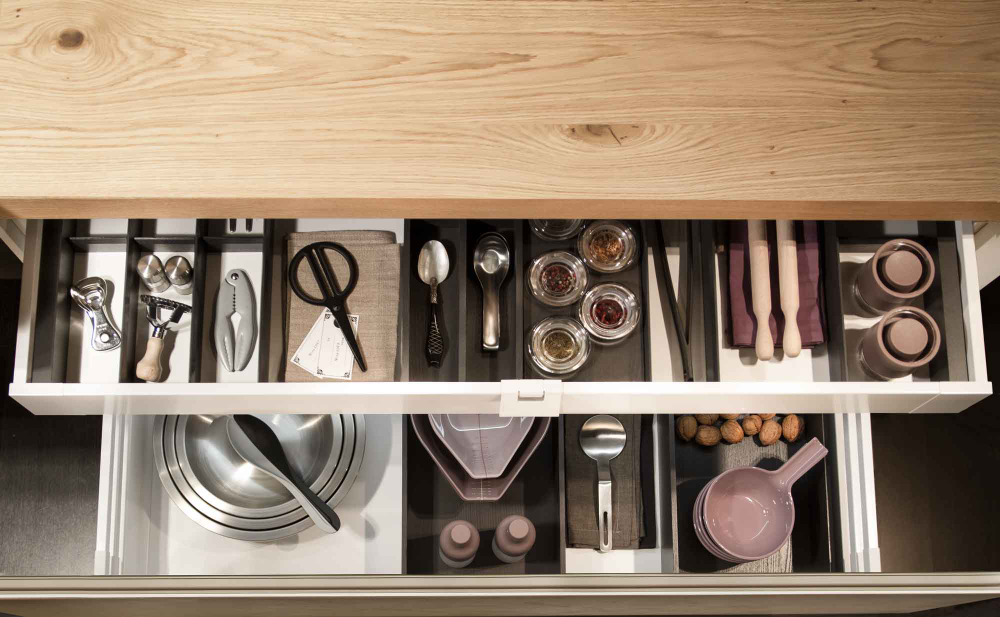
[153,414,365,542]
[175,414,344,519]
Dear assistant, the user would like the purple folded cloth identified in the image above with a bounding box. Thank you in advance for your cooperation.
[728,221,826,349]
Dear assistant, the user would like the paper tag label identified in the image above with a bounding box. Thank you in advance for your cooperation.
[291,312,325,375]
[292,309,360,380]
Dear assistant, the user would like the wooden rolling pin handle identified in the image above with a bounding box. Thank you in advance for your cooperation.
[136,337,164,382]
[776,220,802,358]
[748,220,774,361]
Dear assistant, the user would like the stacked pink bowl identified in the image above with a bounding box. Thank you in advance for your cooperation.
[693,438,828,563]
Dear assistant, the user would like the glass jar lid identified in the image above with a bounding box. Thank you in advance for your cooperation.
[526,317,591,377]
[527,250,589,307]
[579,283,641,344]
[530,219,585,241]
[577,220,637,273]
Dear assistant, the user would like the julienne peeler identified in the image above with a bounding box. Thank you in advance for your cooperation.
[214,269,258,372]
[137,295,192,382]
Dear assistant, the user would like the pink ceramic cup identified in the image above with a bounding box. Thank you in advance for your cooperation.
[703,438,828,562]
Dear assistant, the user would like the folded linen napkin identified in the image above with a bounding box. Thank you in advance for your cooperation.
[565,414,644,550]
[284,230,400,382]
[728,220,827,349]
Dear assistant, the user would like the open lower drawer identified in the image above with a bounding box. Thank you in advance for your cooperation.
[94,411,879,577]
[11,218,990,416]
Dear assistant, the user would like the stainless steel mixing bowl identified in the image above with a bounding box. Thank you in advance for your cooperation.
[174,413,344,519]
[153,414,366,541]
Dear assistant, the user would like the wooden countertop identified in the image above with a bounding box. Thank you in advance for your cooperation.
[1,0,998,219]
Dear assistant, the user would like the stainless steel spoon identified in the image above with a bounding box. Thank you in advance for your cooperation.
[227,415,340,534]
[417,240,451,367]
[580,415,626,553]
[473,232,510,351]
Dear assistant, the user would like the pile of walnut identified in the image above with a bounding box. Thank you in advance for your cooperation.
[675,413,805,447]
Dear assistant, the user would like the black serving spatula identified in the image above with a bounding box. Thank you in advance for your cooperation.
[228,414,341,533]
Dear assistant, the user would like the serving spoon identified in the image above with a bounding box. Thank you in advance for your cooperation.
[580,415,626,553]
[227,415,340,534]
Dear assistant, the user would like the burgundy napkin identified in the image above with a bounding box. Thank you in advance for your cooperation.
[728,221,826,348]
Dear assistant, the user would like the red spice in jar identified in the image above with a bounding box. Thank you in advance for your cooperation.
[541,263,576,296]
[592,298,626,328]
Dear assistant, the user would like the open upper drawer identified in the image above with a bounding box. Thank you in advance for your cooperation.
[10,219,990,416]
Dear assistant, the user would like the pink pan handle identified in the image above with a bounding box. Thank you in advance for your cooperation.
[773,437,828,489]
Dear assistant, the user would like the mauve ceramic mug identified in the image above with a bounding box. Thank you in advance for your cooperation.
[854,239,934,314]
[859,306,941,381]
[703,438,828,562]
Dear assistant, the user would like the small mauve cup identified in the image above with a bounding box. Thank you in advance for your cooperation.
[703,438,828,562]
[854,239,934,314]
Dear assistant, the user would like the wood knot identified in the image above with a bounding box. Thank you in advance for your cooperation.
[58,29,85,49]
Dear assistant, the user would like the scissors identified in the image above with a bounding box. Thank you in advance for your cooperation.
[288,241,367,372]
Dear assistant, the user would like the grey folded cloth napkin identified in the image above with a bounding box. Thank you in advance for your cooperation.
[728,220,827,349]
[284,231,400,382]
[565,415,644,549]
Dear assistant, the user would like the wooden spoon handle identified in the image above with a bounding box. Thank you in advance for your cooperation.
[776,220,801,357]
[747,220,774,361]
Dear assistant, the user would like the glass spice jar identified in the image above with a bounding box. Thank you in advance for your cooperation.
[527,251,589,307]
[530,219,585,241]
[579,283,641,344]
[526,317,591,378]
[577,220,637,273]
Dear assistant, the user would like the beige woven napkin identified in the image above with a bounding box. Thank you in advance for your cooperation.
[284,231,399,382]
[565,415,644,549]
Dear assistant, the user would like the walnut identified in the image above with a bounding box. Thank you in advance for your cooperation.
[720,414,740,420]
[694,414,719,426]
[676,415,698,442]
[759,419,782,446]
[694,424,722,446]
[758,413,776,420]
[720,420,744,444]
[782,414,805,443]
[742,414,763,436]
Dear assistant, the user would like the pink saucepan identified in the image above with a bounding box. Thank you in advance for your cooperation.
[702,437,828,562]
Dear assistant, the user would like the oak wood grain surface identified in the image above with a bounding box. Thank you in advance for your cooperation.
[0,0,998,216]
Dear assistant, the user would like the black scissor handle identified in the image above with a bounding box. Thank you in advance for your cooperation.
[288,242,359,306]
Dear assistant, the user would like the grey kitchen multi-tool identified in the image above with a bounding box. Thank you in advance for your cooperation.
[214,269,258,372]
[70,277,122,352]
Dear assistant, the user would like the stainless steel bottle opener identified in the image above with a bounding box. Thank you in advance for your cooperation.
[70,277,122,352]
